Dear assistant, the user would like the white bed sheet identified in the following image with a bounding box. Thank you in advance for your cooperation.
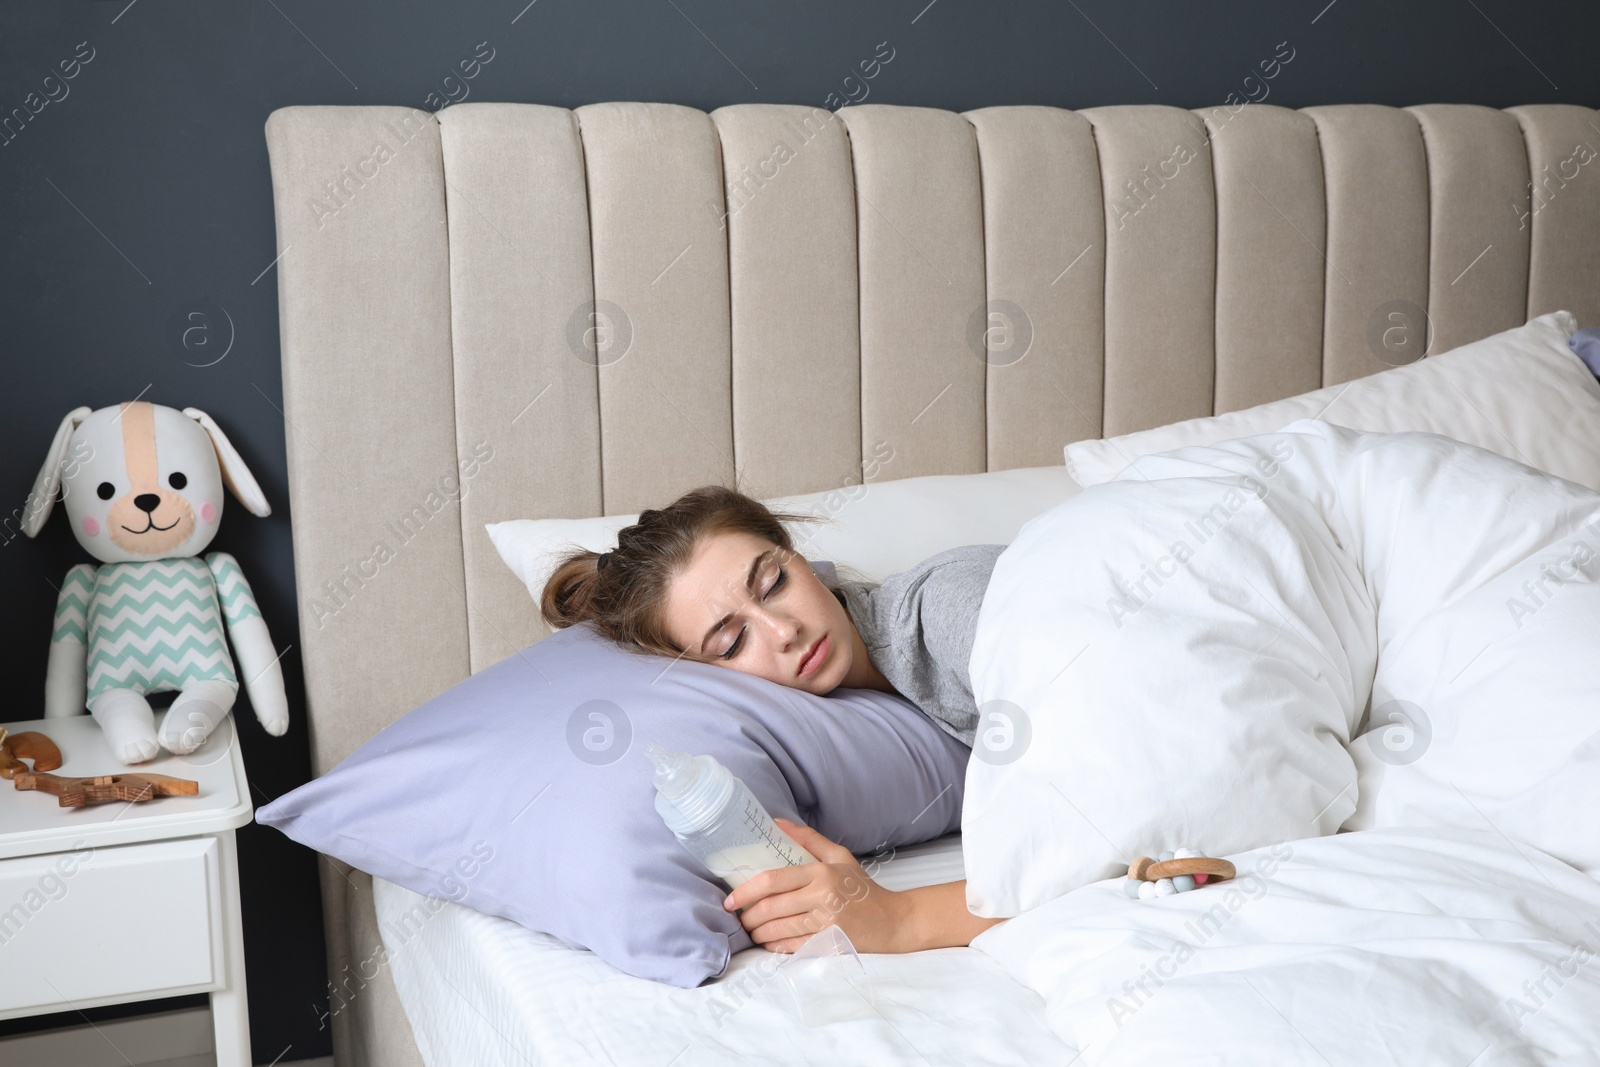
[373,832,1077,1065]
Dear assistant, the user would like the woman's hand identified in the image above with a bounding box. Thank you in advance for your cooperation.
[721,817,910,954]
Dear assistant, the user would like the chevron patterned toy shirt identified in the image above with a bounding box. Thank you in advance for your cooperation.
[56,554,259,701]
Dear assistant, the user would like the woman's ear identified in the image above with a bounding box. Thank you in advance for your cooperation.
[183,407,271,517]
[22,407,93,538]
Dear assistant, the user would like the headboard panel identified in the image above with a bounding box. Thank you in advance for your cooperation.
[440,103,602,695]
[1208,104,1325,411]
[266,99,1600,769]
[1518,106,1600,323]
[966,106,1106,457]
[267,106,470,778]
[1315,105,1434,385]
[1091,105,1220,433]
[845,106,991,476]
[1416,105,1531,351]
[264,99,1600,1067]
[717,105,864,495]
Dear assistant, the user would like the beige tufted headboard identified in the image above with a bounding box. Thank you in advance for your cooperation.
[265,100,1600,1067]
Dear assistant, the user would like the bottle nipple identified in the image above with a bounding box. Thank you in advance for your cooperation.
[644,741,695,802]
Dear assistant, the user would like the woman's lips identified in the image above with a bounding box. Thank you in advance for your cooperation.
[798,634,830,677]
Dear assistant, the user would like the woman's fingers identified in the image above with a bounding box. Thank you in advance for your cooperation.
[722,819,880,950]
[734,879,826,934]
[749,907,831,948]
[722,862,812,914]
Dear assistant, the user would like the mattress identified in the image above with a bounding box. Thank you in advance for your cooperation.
[372,832,1077,1065]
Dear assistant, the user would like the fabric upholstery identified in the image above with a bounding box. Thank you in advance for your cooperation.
[1206,104,1325,413]
[1511,105,1600,322]
[1305,104,1433,387]
[839,104,989,478]
[1084,104,1217,434]
[965,106,1105,461]
[1409,104,1532,353]
[712,104,864,496]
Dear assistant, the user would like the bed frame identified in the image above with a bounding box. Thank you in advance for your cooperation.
[264,99,1600,1066]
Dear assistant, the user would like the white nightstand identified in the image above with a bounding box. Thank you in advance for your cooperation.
[0,714,253,1066]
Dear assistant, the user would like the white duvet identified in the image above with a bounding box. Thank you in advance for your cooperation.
[965,417,1600,1061]
[970,826,1600,1064]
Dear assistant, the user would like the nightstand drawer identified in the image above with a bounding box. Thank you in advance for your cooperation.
[0,837,221,1016]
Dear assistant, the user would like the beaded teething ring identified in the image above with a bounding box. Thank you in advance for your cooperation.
[1123,848,1237,900]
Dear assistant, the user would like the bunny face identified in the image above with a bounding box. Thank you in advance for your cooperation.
[25,401,271,563]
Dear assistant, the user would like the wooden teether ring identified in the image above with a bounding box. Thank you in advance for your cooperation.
[1128,856,1236,882]
[0,730,64,780]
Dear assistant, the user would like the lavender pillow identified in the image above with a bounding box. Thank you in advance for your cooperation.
[1570,327,1600,380]
[256,622,968,987]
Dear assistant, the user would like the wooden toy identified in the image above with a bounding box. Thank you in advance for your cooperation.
[0,726,64,779]
[2,725,198,808]
[14,770,199,808]
[1123,847,1237,900]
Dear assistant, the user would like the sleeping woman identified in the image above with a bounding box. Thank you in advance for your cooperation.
[540,485,1008,955]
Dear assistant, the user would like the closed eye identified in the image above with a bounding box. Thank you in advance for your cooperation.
[719,566,786,660]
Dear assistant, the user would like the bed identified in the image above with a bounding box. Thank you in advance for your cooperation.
[263,99,1600,1066]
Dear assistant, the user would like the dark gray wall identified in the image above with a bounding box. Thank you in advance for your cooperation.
[2,1,1596,1061]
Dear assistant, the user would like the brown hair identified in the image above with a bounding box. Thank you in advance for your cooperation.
[540,485,829,658]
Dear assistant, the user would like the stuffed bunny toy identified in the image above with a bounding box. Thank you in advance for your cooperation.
[23,401,289,764]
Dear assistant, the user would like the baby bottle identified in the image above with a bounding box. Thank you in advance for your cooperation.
[644,741,817,889]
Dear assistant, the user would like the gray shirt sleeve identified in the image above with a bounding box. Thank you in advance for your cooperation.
[834,544,1007,748]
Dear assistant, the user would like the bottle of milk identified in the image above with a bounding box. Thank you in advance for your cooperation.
[644,741,817,889]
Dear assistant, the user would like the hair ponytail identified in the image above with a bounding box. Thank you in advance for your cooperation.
[539,550,609,631]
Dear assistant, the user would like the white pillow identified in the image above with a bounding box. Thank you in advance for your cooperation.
[1063,311,1600,491]
[486,465,1083,605]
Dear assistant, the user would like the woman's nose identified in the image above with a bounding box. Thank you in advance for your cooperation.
[755,607,798,645]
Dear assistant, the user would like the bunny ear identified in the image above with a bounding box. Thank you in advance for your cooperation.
[22,408,92,538]
[182,407,271,517]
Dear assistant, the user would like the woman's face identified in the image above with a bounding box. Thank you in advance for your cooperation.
[661,530,859,694]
